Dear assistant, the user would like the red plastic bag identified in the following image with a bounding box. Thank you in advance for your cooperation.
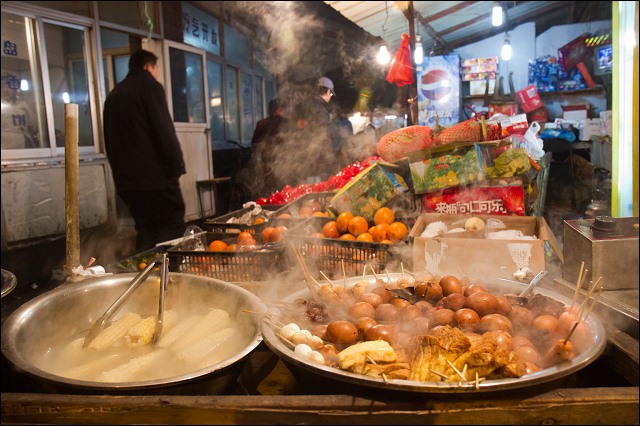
[386,33,414,86]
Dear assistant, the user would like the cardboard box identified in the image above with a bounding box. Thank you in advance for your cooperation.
[562,104,588,121]
[516,85,543,113]
[599,110,612,136]
[580,118,604,141]
[409,213,562,280]
[329,162,409,221]
[470,79,495,95]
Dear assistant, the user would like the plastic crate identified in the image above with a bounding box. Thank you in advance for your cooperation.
[167,231,286,282]
[201,204,281,235]
[272,191,337,220]
[286,217,411,280]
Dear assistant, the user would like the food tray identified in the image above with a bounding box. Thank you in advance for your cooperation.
[201,205,281,234]
[167,232,286,282]
[272,191,337,220]
[261,274,607,394]
[286,217,410,279]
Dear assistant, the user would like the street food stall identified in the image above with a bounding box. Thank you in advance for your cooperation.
[1,99,637,425]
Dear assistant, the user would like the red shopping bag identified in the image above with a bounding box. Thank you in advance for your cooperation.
[386,33,414,86]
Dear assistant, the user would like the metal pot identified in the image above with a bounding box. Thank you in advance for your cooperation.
[1,273,266,395]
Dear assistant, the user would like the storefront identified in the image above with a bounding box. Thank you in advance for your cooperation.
[1,1,279,252]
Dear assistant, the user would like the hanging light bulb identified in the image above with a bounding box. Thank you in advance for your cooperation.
[502,33,512,61]
[492,1,503,27]
[377,45,391,64]
[414,34,424,65]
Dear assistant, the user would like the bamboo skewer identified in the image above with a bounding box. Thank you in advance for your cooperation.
[569,261,586,310]
[582,286,604,323]
[289,243,321,297]
[577,277,602,320]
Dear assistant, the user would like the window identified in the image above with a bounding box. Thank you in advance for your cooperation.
[225,65,240,142]
[1,13,48,151]
[98,1,159,35]
[169,47,205,123]
[42,21,95,148]
[241,71,253,143]
[100,28,132,93]
[206,58,225,148]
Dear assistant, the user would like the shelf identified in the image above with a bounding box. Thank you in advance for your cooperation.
[462,95,487,100]
[538,85,605,96]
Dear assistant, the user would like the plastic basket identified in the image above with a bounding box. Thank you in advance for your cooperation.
[286,217,411,280]
[273,191,336,217]
[167,231,286,282]
[201,204,281,235]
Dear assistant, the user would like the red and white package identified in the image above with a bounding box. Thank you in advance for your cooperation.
[422,183,525,216]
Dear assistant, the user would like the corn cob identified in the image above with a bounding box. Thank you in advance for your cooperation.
[125,315,157,346]
[87,312,142,351]
[168,308,231,352]
[60,353,123,381]
[156,315,200,348]
[97,348,169,382]
[175,326,238,366]
[125,309,181,346]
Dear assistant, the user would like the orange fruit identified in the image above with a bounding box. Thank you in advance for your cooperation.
[380,239,393,244]
[309,232,325,238]
[237,231,254,244]
[370,223,390,242]
[336,211,354,233]
[270,225,288,242]
[238,236,257,246]
[261,226,275,243]
[226,243,237,251]
[298,206,314,218]
[387,221,408,241]
[253,217,265,225]
[356,232,374,242]
[348,216,369,237]
[278,213,291,218]
[208,239,228,251]
[321,220,340,238]
[313,211,328,217]
[374,207,395,225]
[339,233,356,241]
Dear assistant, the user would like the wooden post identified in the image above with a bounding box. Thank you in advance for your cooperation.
[65,103,80,273]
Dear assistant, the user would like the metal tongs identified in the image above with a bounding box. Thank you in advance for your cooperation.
[83,253,169,348]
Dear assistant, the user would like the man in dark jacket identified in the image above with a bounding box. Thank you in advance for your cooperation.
[250,98,288,195]
[103,49,186,252]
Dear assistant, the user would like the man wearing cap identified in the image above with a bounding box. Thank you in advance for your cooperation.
[295,76,336,182]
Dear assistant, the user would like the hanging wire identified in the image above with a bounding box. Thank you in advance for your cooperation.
[143,1,154,41]
[382,1,389,39]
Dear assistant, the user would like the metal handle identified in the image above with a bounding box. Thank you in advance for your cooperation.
[518,270,548,298]
[82,255,162,348]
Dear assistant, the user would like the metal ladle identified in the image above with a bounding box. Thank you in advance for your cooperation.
[505,270,548,306]
[83,253,169,348]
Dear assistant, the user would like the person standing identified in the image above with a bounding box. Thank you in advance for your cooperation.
[103,49,186,252]
[292,76,335,183]
[250,98,289,196]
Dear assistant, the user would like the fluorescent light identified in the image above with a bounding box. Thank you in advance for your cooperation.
[492,2,503,27]
[414,34,424,65]
[377,45,390,64]
[502,34,512,61]
[20,79,29,91]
